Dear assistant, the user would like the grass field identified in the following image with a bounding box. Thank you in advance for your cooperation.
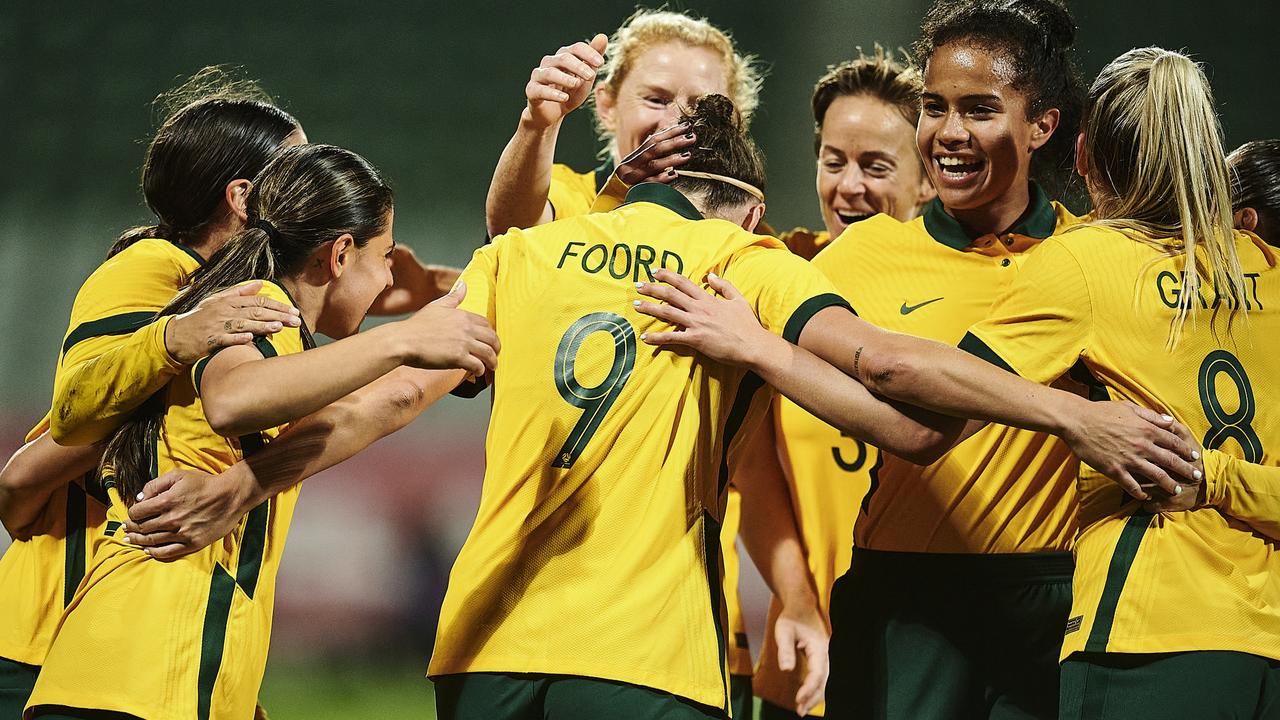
[259,661,437,719]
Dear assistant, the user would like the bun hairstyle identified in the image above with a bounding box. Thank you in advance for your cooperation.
[102,144,393,502]
[915,0,1085,193]
[670,94,766,213]
[1228,139,1280,245]
[110,66,299,258]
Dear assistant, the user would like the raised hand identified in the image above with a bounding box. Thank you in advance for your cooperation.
[165,280,301,364]
[524,34,608,129]
[397,281,500,376]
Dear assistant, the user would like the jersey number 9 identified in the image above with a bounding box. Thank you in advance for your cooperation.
[552,312,637,469]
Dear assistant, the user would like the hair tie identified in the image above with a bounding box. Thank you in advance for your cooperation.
[676,170,765,202]
[251,218,281,242]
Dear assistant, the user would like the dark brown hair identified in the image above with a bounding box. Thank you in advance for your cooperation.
[671,94,766,213]
[812,46,923,154]
[915,0,1084,194]
[109,66,299,257]
[103,144,394,500]
[1228,139,1280,246]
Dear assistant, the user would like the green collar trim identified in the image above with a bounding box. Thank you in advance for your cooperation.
[594,158,616,193]
[922,183,1057,250]
[621,182,704,221]
[169,240,206,266]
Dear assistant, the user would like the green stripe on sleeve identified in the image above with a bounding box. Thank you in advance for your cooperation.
[1084,511,1154,652]
[702,510,730,717]
[958,331,1019,375]
[783,293,852,344]
[61,311,156,356]
[234,501,271,600]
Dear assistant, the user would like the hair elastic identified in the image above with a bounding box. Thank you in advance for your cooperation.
[676,170,765,202]
[251,218,281,241]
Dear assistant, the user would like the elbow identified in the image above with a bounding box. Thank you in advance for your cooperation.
[895,428,951,466]
[203,397,256,438]
[861,347,926,402]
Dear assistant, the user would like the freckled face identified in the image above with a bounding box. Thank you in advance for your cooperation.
[597,42,730,159]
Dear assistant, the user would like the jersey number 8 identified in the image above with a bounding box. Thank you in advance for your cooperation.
[552,312,637,469]
[1197,349,1263,463]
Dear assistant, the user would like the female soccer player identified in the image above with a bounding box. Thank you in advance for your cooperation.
[769,1,1087,716]
[484,11,764,714]
[1229,139,1280,247]
[483,8,759,236]
[635,46,1275,720]
[0,70,306,719]
[24,143,492,720]
[750,47,936,719]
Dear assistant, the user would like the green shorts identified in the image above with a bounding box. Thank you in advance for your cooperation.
[729,674,752,720]
[434,672,726,720]
[0,657,39,720]
[826,548,1073,719]
[1061,650,1280,719]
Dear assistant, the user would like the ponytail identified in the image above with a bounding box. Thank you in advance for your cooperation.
[1076,47,1242,346]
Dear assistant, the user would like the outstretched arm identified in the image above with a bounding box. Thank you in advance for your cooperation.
[733,417,828,716]
[635,268,1198,500]
[0,432,102,538]
[200,284,497,437]
[123,365,466,560]
[486,35,607,237]
[368,245,462,316]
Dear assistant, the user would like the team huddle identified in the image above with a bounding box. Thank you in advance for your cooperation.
[1,1,1279,719]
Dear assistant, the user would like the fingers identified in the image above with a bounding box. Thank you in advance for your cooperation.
[136,474,178,505]
[125,530,184,547]
[1146,446,1202,484]
[535,65,588,91]
[1128,404,1174,428]
[774,624,797,672]
[634,300,694,329]
[1151,420,1201,463]
[794,636,829,716]
[587,33,608,58]
[527,82,569,104]
[636,280,698,310]
[470,339,498,373]
[639,330,685,347]
[705,272,744,301]
[1129,458,1182,497]
[123,514,179,535]
[142,543,195,562]
[1110,468,1149,501]
[430,280,466,308]
[650,268,707,299]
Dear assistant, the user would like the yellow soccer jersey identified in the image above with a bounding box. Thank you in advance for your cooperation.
[429,182,850,714]
[29,280,308,720]
[52,238,204,445]
[840,189,1084,554]
[546,160,614,222]
[0,238,200,670]
[721,487,752,677]
[964,227,1280,661]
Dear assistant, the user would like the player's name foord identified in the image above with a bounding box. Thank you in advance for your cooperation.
[556,240,686,283]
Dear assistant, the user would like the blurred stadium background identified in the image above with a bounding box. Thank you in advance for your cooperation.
[0,1,1273,716]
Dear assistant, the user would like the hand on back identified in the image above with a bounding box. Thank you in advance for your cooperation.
[164,280,301,364]
[397,281,499,376]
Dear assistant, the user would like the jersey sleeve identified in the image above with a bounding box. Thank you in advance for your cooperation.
[546,164,594,221]
[191,281,304,395]
[450,240,501,398]
[719,244,851,343]
[960,236,1093,384]
[1202,449,1280,541]
[50,247,189,445]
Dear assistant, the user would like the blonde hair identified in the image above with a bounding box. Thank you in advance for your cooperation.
[1075,47,1243,345]
[593,8,764,155]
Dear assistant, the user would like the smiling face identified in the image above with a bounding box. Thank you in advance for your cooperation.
[817,93,932,236]
[918,42,1054,229]
[318,208,396,339]
[595,41,730,159]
